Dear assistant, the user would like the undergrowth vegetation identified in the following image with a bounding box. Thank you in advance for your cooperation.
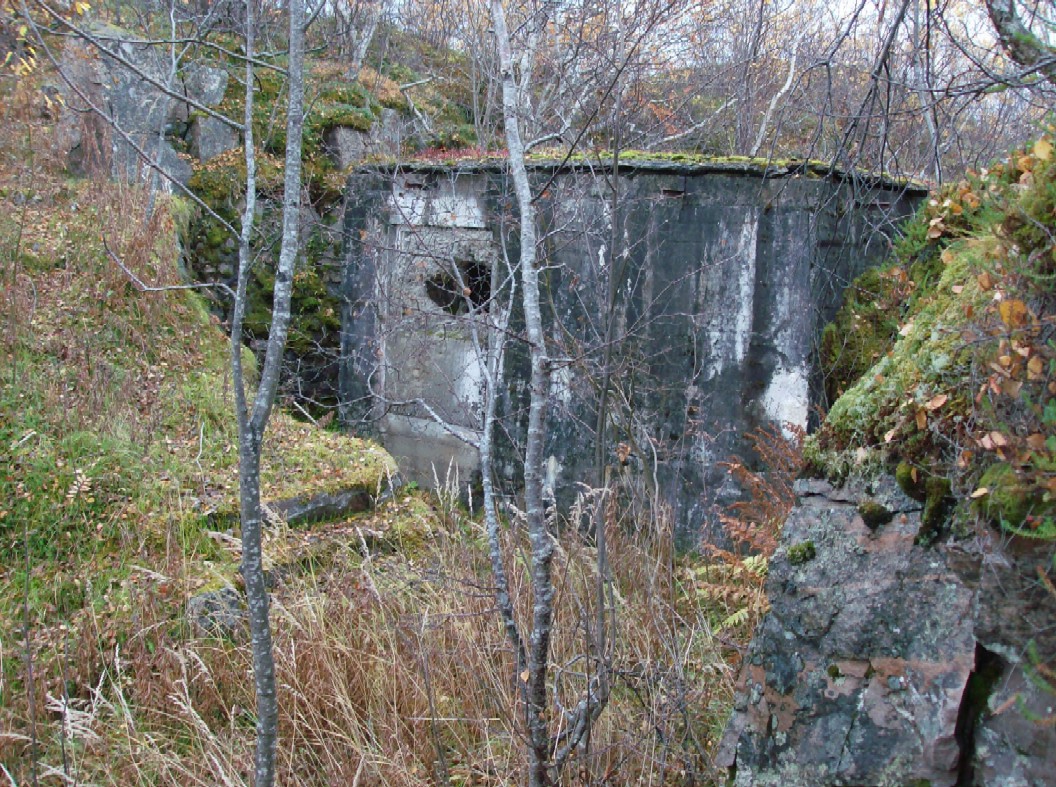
[0,63,746,784]
[813,133,1056,542]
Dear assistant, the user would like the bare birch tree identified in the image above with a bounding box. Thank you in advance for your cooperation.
[486,2,614,782]
[228,0,305,782]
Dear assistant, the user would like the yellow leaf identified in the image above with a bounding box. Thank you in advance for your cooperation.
[1034,138,1053,161]
[884,428,897,443]
[977,272,993,291]
[916,409,927,430]
[941,248,956,265]
[970,487,989,499]
[520,670,530,683]
[989,431,1009,447]
[1028,356,1044,379]
[999,299,1029,327]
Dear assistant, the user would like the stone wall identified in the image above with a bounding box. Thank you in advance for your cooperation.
[340,160,924,541]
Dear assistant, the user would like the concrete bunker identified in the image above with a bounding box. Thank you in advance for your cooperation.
[339,159,925,540]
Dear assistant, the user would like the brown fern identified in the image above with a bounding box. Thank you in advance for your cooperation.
[694,424,805,639]
[720,424,805,557]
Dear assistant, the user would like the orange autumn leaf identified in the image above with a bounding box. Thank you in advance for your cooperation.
[998,299,1029,328]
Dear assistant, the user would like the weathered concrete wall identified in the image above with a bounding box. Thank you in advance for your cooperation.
[340,160,923,540]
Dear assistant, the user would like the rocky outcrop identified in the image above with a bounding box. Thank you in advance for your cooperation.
[719,477,1056,785]
[54,25,233,188]
[323,108,404,168]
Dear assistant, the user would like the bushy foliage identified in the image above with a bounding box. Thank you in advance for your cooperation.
[815,134,1056,540]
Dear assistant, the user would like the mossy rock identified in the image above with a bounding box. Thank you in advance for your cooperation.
[858,499,894,530]
[917,476,953,546]
[973,463,1045,529]
[896,460,927,502]
[788,541,816,565]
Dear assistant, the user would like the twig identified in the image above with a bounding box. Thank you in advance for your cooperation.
[103,239,234,298]
[23,517,39,787]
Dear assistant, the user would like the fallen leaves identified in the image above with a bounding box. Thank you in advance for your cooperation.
[925,394,948,411]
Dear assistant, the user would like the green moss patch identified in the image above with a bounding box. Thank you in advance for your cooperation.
[814,136,1056,542]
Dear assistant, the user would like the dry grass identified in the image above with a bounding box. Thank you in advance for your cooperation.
[7,485,734,786]
[0,60,737,786]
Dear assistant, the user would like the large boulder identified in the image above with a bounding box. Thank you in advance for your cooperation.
[718,476,1056,786]
[323,108,405,168]
[188,114,238,161]
[54,26,232,188]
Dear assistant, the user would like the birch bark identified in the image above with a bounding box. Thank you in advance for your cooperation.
[229,0,306,782]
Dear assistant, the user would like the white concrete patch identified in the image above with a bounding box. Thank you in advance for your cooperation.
[761,364,810,436]
[454,344,485,414]
[550,364,573,404]
[702,211,758,376]
[733,218,758,364]
[545,454,562,498]
[391,187,427,225]
[430,192,485,228]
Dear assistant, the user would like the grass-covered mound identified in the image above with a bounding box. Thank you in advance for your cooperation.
[812,135,1056,542]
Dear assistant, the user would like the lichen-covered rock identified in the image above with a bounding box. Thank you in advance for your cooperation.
[186,586,247,640]
[971,666,1056,787]
[55,26,229,189]
[188,114,239,161]
[717,477,976,786]
[323,108,404,168]
[720,475,1056,785]
[180,64,228,110]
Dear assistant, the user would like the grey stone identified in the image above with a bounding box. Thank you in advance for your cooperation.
[189,114,239,161]
[186,587,246,640]
[323,108,405,168]
[181,63,228,108]
[55,26,231,190]
[718,478,976,787]
[972,663,1056,787]
[269,486,374,525]
[719,477,1056,786]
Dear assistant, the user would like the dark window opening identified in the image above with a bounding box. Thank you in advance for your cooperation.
[425,259,491,316]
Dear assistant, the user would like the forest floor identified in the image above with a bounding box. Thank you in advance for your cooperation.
[0,66,755,786]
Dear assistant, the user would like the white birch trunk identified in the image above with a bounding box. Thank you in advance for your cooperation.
[490,2,555,783]
[229,0,306,782]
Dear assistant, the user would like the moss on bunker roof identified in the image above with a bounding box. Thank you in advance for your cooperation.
[356,150,928,193]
